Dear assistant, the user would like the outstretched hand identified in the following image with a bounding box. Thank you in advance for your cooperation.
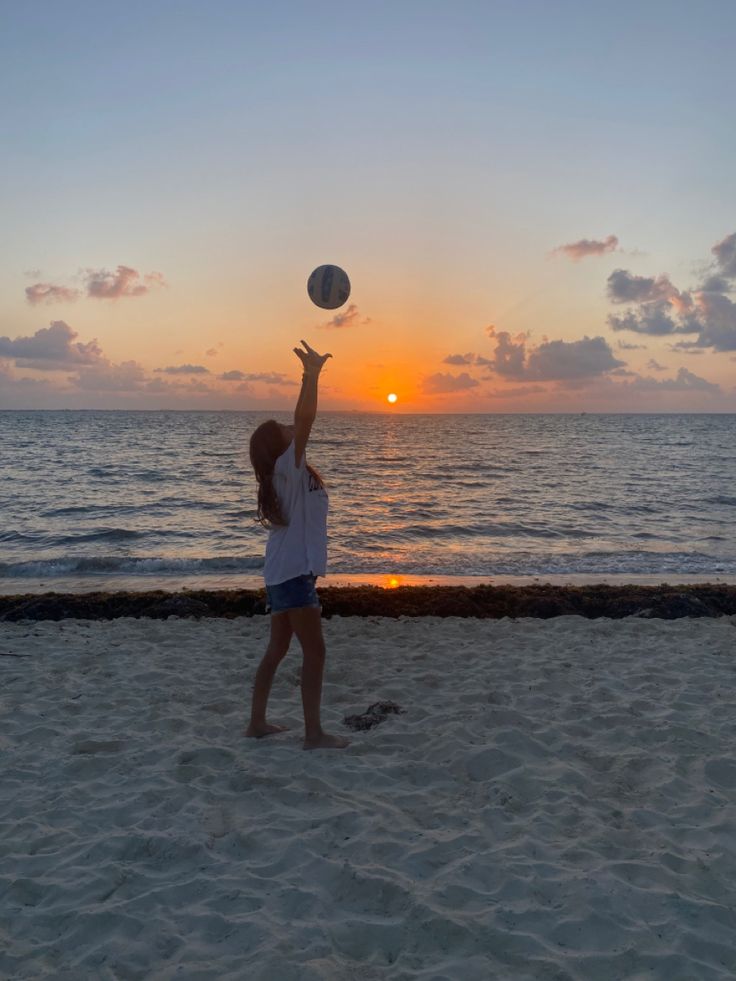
[294,339,332,376]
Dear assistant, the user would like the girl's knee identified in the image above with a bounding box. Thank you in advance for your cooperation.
[265,643,289,663]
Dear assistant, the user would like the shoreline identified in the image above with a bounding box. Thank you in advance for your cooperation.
[2,569,736,599]
[2,580,736,621]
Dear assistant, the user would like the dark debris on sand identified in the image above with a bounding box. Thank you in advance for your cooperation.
[2,583,736,622]
[343,701,405,732]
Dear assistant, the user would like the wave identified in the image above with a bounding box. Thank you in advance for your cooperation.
[0,531,39,544]
[389,521,583,540]
[86,467,165,481]
[53,529,147,545]
[0,555,264,578]
[329,548,736,577]
[41,503,179,518]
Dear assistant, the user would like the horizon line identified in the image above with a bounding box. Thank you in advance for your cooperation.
[2,408,736,416]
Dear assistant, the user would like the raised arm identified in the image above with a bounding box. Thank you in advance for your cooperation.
[292,340,331,467]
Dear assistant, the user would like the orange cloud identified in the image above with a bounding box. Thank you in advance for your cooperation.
[84,265,166,299]
[317,303,370,330]
[25,283,81,305]
[422,371,480,394]
[552,235,619,261]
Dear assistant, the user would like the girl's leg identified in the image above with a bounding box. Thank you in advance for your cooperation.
[287,606,349,750]
[245,611,293,737]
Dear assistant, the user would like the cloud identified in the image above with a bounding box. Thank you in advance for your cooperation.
[484,327,529,377]
[155,364,210,375]
[712,232,736,280]
[608,306,679,336]
[0,325,306,408]
[646,359,666,371]
[701,275,731,293]
[145,377,173,394]
[249,372,295,384]
[626,367,720,394]
[609,282,736,349]
[84,265,166,299]
[25,283,81,305]
[689,292,736,350]
[218,370,296,385]
[607,269,684,305]
[439,333,628,398]
[0,321,103,366]
[317,304,370,330]
[422,372,480,394]
[443,353,475,365]
[527,337,626,380]
[605,232,736,351]
[24,266,167,304]
[484,327,624,381]
[668,341,705,354]
[0,362,65,407]
[181,377,213,394]
[442,353,496,367]
[205,347,218,357]
[552,235,619,261]
[617,340,647,350]
[73,360,148,392]
[73,360,214,395]
[487,384,548,399]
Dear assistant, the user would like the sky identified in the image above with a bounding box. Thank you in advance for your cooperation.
[1,0,735,412]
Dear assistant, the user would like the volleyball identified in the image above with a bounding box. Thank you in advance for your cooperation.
[307,264,351,310]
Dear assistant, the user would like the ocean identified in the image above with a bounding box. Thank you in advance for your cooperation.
[1,410,735,592]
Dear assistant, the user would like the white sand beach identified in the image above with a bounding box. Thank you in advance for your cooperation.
[2,614,736,980]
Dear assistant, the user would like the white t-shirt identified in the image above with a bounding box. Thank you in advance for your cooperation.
[263,441,329,586]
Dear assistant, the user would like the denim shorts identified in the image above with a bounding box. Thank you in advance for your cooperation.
[265,574,320,614]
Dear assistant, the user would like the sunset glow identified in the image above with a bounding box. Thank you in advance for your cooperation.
[1,5,734,412]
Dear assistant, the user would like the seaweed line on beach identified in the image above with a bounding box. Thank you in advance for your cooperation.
[2,583,736,622]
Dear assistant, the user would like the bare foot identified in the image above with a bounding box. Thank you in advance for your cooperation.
[245,723,289,738]
[303,732,350,751]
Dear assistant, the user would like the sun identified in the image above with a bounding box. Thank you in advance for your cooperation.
[387,393,398,404]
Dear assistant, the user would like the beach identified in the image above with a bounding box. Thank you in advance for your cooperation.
[3,607,736,979]
[5,0,736,973]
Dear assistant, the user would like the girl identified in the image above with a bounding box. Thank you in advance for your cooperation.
[246,340,349,751]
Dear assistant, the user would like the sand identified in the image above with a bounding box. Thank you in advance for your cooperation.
[2,614,736,980]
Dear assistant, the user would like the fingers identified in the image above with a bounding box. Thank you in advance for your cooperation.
[300,340,331,361]
[296,341,331,373]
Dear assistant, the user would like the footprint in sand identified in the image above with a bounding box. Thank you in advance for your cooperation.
[72,739,125,754]
[177,747,236,767]
[704,757,736,789]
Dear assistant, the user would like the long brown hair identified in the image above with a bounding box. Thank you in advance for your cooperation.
[249,420,325,528]
[250,420,288,527]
